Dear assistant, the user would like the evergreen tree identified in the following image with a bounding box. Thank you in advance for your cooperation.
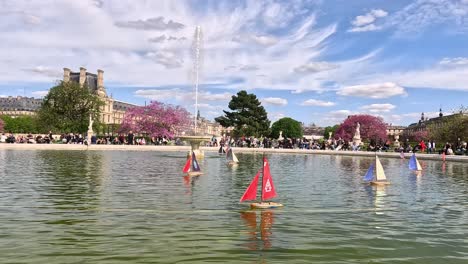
[215,90,270,137]
[270,117,303,139]
[37,81,104,133]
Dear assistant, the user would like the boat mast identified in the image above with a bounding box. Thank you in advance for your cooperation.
[260,152,264,202]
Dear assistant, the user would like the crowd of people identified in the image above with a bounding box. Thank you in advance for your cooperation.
[1,131,466,155]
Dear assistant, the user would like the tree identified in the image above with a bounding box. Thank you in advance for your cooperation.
[0,117,4,132]
[118,101,191,138]
[0,115,40,133]
[270,117,303,139]
[323,125,339,139]
[335,115,387,142]
[37,81,104,133]
[215,90,270,137]
[412,130,429,142]
[428,112,468,144]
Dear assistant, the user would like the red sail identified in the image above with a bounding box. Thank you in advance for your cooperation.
[240,170,260,202]
[262,157,277,201]
[182,156,191,173]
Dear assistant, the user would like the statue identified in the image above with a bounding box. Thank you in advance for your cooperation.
[278,131,284,141]
[88,113,94,131]
[354,122,360,138]
[352,122,361,145]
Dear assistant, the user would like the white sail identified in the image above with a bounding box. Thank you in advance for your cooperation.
[375,156,387,181]
[232,151,239,163]
[416,157,422,171]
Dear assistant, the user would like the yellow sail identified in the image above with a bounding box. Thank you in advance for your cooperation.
[375,156,387,181]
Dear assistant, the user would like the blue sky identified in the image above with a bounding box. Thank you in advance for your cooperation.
[1,0,468,126]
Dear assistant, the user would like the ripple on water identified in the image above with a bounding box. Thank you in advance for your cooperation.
[0,150,467,263]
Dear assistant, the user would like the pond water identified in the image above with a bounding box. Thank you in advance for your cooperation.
[0,150,467,263]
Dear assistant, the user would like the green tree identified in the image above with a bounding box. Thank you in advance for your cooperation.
[428,112,468,145]
[37,81,104,133]
[215,90,270,137]
[0,115,40,133]
[270,117,303,139]
[323,125,339,139]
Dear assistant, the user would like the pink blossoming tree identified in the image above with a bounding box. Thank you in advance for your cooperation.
[118,101,191,138]
[0,117,4,132]
[335,114,388,142]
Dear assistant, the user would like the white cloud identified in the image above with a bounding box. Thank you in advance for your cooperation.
[232,34,279,46]
[300,99,335,107]
[22,66,61,78]
[261,97,288,106]
[439,57,468,66]
[349,9,387,32]
[348,24,381,32]
[371,9,388,18]
[269,112,285,121]
[337,82,406,98]
[31,90,49,97]
[293,62,338,74]
[362,67,468,91]
[146,51,183,68]
[386,0,468,35]
[360,103,396,113]
[239,65,259,71]
[115,17,185,31]
[134,89,231,103]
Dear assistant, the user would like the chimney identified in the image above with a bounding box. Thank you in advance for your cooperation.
[63,68,71,82]
[97,69,104,89]
[79,67,86,87]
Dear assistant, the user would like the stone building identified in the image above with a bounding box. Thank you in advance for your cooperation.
[302,124,325,140]
[0,96,43,117]
[402,109,467,139]
[63,67,137,133]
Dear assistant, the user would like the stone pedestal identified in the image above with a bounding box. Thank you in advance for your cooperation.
[180,135,211,160]
[87,130,93,144]
[352,136,361,146]
[393,134,400,148]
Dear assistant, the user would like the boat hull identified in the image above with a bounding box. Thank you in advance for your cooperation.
[227,161,238,166]
[250,202,283,209]
[370,181,390,186]
[187,172,203,176]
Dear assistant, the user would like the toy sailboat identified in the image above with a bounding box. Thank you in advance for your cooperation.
[182,151,203,176]
[226,147,239,165]
[240,156,283,209]
[363,155,390,185]
[408,153,422,171]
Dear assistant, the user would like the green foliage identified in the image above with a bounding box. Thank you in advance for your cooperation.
[323,125,339,138]
[270,117,303,139]
[37,81,104,133]
[215,90,270,137]
[428,113,468,144]
[0,115,40,133]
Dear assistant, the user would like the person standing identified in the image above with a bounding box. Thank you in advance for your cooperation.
[419,140,427,153]
[127,131,134,145]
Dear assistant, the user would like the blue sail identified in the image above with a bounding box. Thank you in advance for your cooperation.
[363,164,375,182]
[409,154,418,170]
[191,152,201,172]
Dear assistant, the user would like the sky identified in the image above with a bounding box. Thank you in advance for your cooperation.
[1,0,468,126]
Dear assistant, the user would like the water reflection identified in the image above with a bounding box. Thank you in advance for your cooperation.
[240,210,275,251]
[374,185,387,214]
[35,151,106,211]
